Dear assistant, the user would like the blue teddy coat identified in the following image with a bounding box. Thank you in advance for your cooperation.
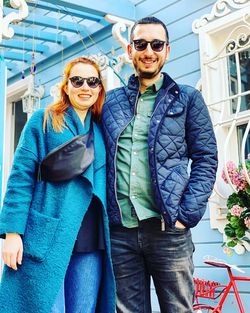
[0,106,116,313]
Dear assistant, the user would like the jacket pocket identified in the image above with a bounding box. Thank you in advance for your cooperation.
[162,166,189,207]
[23,209,60,262]
[165,101,185,117]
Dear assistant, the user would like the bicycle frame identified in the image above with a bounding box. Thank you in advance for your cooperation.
[215,266,250,313]
[193,260,250,313]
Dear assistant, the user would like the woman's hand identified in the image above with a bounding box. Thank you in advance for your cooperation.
[2,233,23,270]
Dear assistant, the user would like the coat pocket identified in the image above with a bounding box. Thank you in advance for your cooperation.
[23,209,60,262]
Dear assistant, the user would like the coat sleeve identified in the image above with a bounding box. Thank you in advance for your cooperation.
[0,110,44,237]
[177,90,218,228]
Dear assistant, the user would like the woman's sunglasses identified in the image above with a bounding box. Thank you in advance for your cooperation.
[69,76,101,89]
[132,39,167,52]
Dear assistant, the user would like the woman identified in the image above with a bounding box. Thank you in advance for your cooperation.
[0,57,116,313]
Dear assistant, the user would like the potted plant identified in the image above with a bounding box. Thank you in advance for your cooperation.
[221,156,250,255]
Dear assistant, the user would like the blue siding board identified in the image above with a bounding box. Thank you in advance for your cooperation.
[170,33,199,59]
[192,220,222,243]
[135,0,181,19]
[174,70,201,86]
[163,50,200,81]
[41,0,136,20]
[194,243,250,267]
[156,0,216,25]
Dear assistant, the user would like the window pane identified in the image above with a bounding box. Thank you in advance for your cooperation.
[237,124,250,159]
[228,48,250,113]
[14,100,27,151]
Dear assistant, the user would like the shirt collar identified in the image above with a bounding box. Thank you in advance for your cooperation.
[143,74,164,93]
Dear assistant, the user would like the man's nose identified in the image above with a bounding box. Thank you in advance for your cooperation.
[144,43,154,55]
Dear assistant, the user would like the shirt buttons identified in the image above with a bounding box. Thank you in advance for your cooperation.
[140,98,144,102]
[133,151,137,155]
[132,195,136,199]
[156,120,160,123]
[132,172,136,176]
[175,90,179,94]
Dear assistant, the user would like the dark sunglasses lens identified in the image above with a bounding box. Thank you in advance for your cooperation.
[70,76,84,88]
[86,77,101,88]
[134,40,148,51]
[151,40,165,51]
[69,76,100,88]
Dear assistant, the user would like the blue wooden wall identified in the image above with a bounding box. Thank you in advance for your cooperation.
[6,0,250,312]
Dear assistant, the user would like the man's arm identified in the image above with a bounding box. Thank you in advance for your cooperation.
[177,89,218,228]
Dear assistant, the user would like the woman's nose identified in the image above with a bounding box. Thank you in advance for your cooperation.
[80,80,89,90]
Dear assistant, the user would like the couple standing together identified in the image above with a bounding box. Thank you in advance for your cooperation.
[0,16,217,313]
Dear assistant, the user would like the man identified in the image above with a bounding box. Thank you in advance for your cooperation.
[102,16,217,313]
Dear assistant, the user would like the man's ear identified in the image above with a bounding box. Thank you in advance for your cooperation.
[165,45,170,62]
[127,44,132,60]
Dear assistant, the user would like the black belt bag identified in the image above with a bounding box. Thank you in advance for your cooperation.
[38,126,94,182]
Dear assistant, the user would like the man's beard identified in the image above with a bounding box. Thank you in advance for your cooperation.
[138,69,161,79]
[134,59,164,79]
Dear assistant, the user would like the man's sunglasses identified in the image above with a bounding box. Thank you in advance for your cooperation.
[132,39,167,52]
[69,76,101,89]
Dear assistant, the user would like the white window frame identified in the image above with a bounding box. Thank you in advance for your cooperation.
[192,1,250,247]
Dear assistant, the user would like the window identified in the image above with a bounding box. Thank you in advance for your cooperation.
[237,123,250,158]
[13,100,27,151]
[193,1,250,239]
[228,47,250,114]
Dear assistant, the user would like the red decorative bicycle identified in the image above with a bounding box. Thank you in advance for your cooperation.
[193,257,250,313]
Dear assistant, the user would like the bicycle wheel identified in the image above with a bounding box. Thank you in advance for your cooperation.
[192,303,216,312]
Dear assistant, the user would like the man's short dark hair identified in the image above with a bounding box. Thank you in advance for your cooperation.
[130,16,169,44]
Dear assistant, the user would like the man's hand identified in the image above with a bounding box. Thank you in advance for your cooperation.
[175,220,186,229]
[2,233,23,270]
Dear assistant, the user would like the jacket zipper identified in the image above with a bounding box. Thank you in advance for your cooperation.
[113,90,140,220]
[149,82,176,228]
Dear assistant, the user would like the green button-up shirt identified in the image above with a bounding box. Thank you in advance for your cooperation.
[116,75,164,228]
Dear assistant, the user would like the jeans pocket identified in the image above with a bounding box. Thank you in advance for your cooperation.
[23,209,60,262]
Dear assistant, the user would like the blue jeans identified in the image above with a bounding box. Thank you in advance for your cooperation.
[110,218,195,313]
[51,251,102,313]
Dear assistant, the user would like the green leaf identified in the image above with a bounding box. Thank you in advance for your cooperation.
[224,224,236,237]
[227,193,244,208]
[227,240,237,247]
[235,228,245,238]
[246,185,250,195]
[230,216,240,228]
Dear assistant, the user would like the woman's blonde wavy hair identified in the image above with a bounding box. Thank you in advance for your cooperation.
[43,57,105,132]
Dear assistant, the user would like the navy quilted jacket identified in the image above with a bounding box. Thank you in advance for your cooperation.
[102,73,218,228]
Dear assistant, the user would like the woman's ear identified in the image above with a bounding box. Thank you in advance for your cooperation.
[64,84,69,95]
